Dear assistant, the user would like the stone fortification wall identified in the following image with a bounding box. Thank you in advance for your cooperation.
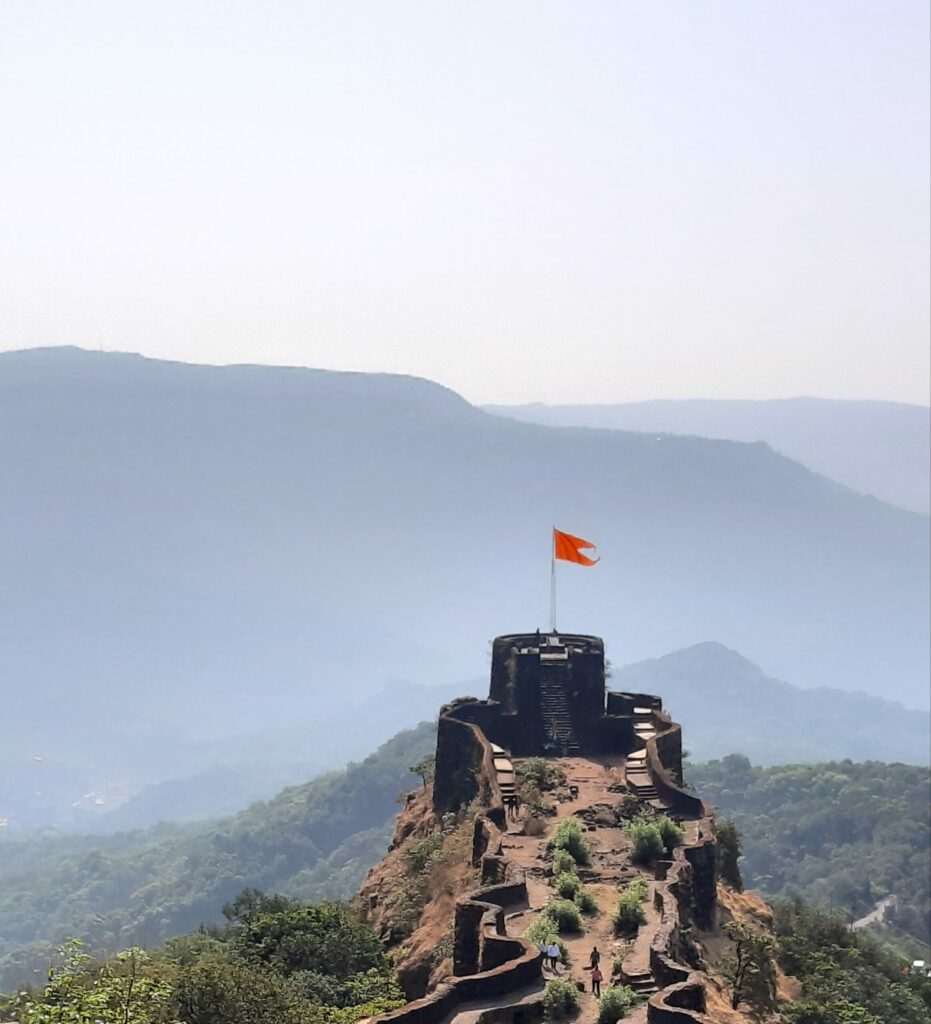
[379,635,720,1024]
[645,844,711,1022]
[432,708,505,825]
[373,701,543,1024]
[605,692,663,716]
[648,979,708,1023]
[642,707,716,929]
[635,706,717,1022]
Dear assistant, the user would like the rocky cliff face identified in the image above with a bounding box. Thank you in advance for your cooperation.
[357,755,790,1024]
[358,786,481,999]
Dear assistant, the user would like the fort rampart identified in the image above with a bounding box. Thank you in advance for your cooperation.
[373,632,718,1024]
[374,700,545,1024]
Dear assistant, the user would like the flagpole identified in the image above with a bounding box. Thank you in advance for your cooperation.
[549,526,556,634]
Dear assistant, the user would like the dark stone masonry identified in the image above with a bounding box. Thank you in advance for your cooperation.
[374,631,719,1024]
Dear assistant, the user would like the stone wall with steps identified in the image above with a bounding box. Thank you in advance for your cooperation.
[384,628,720,1024]
[373,703,545,1024]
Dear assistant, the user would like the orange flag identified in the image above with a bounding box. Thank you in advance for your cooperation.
[553,528,599,566]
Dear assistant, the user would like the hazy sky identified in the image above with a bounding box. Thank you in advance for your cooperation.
[2,1,928,405]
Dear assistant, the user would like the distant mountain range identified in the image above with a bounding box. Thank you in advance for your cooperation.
[485,397,931,515]
[1,347,927,825]
[614,642,930,766]
[10,639,923,835]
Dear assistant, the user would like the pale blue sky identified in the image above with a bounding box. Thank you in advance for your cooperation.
[1,1,928,404]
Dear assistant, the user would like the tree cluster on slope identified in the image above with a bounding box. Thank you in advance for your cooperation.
[0,724,436,992]
[689,755,931,947]
[0,891,404,1024]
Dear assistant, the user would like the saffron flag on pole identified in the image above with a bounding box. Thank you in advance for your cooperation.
[553,528,599,566]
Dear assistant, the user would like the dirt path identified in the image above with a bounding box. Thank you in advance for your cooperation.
[852,894,895,931]
[501,756,659,1023]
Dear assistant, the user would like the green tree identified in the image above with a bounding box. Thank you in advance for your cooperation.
[716,819,743,891]
[13,942,173,1024]
[410,755,436,789]
[233,901,389,979]
[171,958,308,1024]
[723,921,777,1020]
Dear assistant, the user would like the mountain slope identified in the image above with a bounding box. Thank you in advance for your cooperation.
[485,397,931,514]
[0,722,436,991]
[690,757,931,948]
[614,642,930,765]
[1,345,927,794]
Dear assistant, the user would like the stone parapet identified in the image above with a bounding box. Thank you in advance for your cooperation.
[372,697,543,1024]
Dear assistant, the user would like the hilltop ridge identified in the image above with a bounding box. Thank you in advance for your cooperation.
[485,396,931,515]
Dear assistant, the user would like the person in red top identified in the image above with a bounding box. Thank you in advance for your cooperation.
[590,964,603,997]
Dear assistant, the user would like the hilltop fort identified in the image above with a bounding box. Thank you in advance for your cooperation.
[360,631,762,1024]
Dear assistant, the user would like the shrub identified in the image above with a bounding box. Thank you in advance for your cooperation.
[548,820,591,866]
[524,918,569,964]
[627,820,664,865]
[517,758,567,792]
[597,986,639,1024]
[655,815,685,854]
[613,880,649,936]
[546,899,583,934]
[625,877,649,902]
[552,850,577,876]
[543,979,580,1020]
[402,832,445,874]
[611,947,631,976]
[524,816,547,837]
[554,872,582,900]
[613,898,645,936]
[575,887,599,915]
[615,793,641,820]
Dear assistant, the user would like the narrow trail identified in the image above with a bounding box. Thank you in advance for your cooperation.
[851,894,895,931]
[499,755,667,1024]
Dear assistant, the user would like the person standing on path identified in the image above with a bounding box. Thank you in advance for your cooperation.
[591,965,603,997]
[589,946,601,969]
[547,942,560,972]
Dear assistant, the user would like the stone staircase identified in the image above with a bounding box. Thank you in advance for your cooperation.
[491,744,517,803]
[624,706,662,806]
[539,658,579,753]
[621,966,658,999]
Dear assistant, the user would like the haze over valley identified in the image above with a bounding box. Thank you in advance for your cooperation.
[1,346,928,831]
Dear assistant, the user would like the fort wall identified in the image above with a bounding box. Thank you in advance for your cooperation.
[374,696,545,1024]
[375,631,720,1024]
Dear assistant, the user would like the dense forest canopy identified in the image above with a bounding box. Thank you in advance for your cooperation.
[691,756,931,948]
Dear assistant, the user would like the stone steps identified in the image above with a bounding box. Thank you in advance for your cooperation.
[539,662,579,752]
[621,967,658,994]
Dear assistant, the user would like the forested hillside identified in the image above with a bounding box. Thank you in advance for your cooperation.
[0,724,435,991]
[3,723,929,995]
[691,756,931,948]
